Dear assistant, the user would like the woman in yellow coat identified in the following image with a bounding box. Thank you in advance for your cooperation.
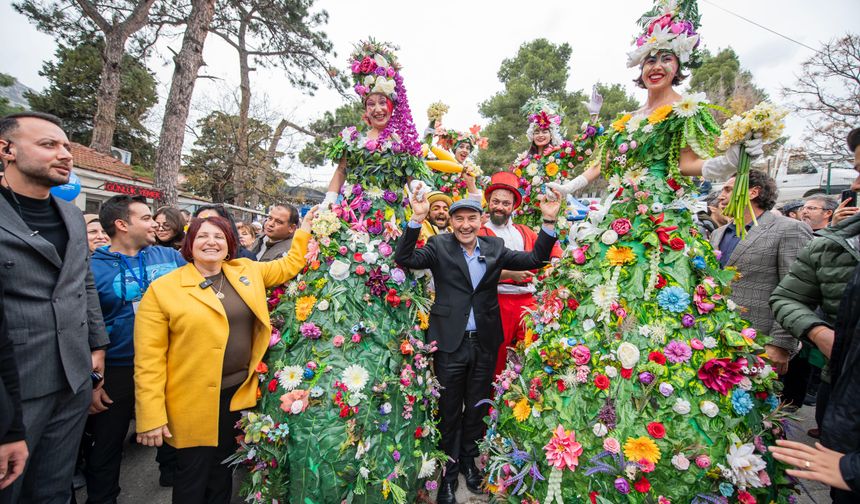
[134,212,314,503]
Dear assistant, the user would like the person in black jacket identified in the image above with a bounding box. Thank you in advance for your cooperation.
[770,260,860,501]
[0,282,28,490]
[395,190,561,504]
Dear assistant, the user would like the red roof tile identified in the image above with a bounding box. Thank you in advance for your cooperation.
[70,142,152,183]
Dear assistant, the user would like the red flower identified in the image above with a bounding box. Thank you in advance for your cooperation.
[655,274,667,289]
[358,56,377,74]
[355,265,366,275]
[697,358,744,395]
[589,492,599,504]
[646,422,666,439]
[648,351,666,365]
[267,379,278,392]
[353,252,364,262]
[737,490,756,504]
[620,367,633,379]
[669,237,686,251]
[556,379,566,392]
[594,374,610,390]
[567,298,580,310]
[633,476,651,493]
[414,427,423,438]
[667,178,681,191]
[755,391,769,400]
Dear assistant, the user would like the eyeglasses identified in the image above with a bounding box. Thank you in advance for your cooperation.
[802,206,825,212]
[154,223,173,230]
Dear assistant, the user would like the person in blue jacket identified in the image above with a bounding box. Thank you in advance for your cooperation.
[85,195,185,503]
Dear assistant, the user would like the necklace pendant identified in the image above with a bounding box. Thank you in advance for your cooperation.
[216,291,225,299]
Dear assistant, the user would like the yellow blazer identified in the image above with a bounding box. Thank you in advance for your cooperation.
[134,229,310,448]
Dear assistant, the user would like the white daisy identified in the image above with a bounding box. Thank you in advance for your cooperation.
[417,455,437,478]
[673,92,707,118]
[278,366,303,391]
[592,284,618,311]
[342,364,370,392]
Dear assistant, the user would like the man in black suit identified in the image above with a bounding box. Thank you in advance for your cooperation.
[395,190,561,504]
[0,282,28,491]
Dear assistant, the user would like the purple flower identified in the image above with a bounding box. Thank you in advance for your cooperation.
[364,139,379,151]
[614,477,631,494]
[383,190,398,203]
[392,450,401,461]
[658,382,674,396]
[681,313,695,327]
[379,421,389,432]
[351,183,363,197]
[378,242,393,257]
[374,66,386,76]
[364,267,391,297]
[425,481,437,491]
[597,399,617,429]
[300,322,322,339]
[664,340,692,364]
[639,372,654,385]
[390,267,406,284]
[357,199,372,214]
[585,125,597,138]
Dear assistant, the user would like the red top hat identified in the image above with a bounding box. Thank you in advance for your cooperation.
[484,171,523,209]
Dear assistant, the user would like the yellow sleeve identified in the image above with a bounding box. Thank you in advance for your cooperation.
[133,285,170,433]
[258,229,310,287]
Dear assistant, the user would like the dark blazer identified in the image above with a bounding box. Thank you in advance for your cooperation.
[0,195,109,400]
[395,224,556,354]
[251,235,294,262]
[0,282,25,444]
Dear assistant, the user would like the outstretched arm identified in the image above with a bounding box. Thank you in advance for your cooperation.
[322,158,347,207]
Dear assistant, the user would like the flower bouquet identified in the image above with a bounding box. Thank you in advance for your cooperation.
[717,102,787,238]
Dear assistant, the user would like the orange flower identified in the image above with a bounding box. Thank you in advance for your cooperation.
[295,295,317,321]
[648,105,673,124]
[606,246,636,266]
[400,340,414,355]
[417,310,429,330]
[545,162,560,177]
[255,361,269,374]
[611,114,632,132]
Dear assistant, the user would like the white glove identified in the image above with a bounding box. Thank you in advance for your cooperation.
[545,175,588,200]
[702,136,765,181]
[407,180,431,202]
[582,85,604,117]
[321,191,339,208]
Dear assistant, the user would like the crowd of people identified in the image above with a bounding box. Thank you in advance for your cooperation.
[1,1,860,503]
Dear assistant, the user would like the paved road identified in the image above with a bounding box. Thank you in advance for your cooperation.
[75,408,831,503]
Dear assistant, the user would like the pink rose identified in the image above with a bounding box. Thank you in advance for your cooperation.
[351,333,362,343]
[572,245,589,265]
[690,338,704,350]
[603,437,621,454]
[378,242,393,257]
[695,455,711,468]
[571,345,591,366]
[741,327,757,340]
[279,389,310,414]
[637,204,649,215]
[647,13,673,34]
[268,328,282,348]
[611,218,632,236]
[332,335,345,347]
[358,56,377,74]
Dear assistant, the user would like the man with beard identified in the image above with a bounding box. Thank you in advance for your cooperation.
[0,112,109,503]
[478,171,562,377]
[420,191,452,241]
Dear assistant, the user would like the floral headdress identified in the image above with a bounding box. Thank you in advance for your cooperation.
[425,102,488,155]
[627,0,703,69]
[349,38,421,157]
[522,97,564,146]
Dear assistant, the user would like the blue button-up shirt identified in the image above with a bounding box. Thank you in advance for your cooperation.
[461,242,486,331]
[717,222,752,268]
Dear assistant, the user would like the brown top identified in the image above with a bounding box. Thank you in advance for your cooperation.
[207,272,256,389]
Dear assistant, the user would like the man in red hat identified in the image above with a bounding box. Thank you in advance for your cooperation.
[478,171,562,376]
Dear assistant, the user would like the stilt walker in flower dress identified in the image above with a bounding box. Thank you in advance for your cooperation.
[230,39,444,504]
[480,1,798,502]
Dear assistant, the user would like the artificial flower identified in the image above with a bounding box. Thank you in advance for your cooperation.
[657,286,690,313]
[672,92,706,118]
[280,389,310,414]
[648,105,673,124]
[606,246,636,266]
[664,340,692,363]
[731,389,754,415]
[646,422,666,439]
[673,398,691,415]
[604,437,621,454]
[611,114,632,132]
[617,342,641,369]
[278,365,303,391]
[624,436,661,464]
[329,259,351,281]
[698,358,744,395]
[543,425,584,470]
[725,442,768,488]
[513,398,531,422]
[671,453,690,471]
[341,364,370,392]
[699,400,719,418]
[295,295,317,322]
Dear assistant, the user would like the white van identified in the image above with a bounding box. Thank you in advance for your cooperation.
[762,148,856,202]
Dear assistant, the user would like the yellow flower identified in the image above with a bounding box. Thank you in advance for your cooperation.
[648,105,673,124]
[611,114,632,132]
[513,398,531,422]
[514,168,523,177]
[417,310,430,330]
[623,436,661,464]
[295,295,317,322]
[606,246,636,266]
[545,162,560,177]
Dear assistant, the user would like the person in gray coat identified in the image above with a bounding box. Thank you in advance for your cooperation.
[711,169,813,375]
[0,112,109,504]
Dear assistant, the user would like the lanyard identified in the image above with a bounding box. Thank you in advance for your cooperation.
[119,253,148,294]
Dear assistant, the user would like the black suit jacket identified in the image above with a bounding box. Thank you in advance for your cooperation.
[395,224,557,354]
[0,282,25,444]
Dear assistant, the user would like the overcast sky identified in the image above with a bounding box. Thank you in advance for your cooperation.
[2,0,858,186]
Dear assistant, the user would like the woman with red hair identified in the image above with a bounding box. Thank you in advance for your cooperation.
[133,212,314,503]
